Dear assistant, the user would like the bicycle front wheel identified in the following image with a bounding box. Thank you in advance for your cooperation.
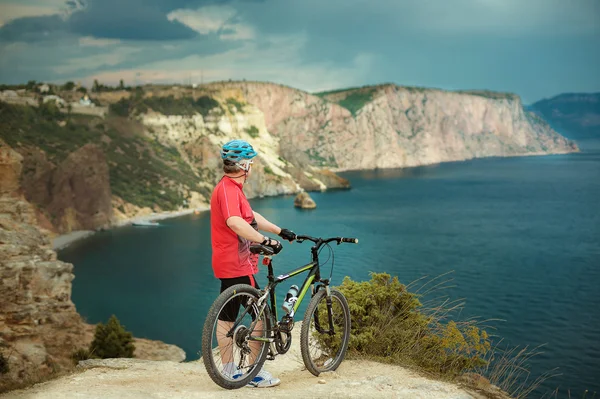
[202,284,270,389]
[300,288,351,376]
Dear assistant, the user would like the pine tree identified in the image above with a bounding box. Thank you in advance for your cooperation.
[89,315,135,358]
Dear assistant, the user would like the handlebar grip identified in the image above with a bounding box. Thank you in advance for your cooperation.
[341,237,359,244]
[249,244,275,255]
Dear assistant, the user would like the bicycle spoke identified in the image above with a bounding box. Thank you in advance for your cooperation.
[203,287,270,387]
[301,289,350,375]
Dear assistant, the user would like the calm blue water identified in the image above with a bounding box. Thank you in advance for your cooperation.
[59,140,600,397]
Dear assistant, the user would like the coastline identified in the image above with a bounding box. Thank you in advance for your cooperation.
[52,230,95,251]
[50,147,579,251]
[52,207,209,251]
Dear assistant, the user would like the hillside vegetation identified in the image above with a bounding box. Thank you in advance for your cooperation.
[109,92,222,117]
[316,84,522,117]
[0,101,204,210]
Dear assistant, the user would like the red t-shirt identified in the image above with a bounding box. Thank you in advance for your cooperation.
[210,177,259,279]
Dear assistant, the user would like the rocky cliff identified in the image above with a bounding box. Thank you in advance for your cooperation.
[0,141,184,390]
[211,82,577,170]
[20,144,113,232]
[0,82,577,233]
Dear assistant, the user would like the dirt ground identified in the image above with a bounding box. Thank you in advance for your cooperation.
[1,334,499,399]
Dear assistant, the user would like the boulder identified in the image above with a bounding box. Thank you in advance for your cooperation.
[294,192,316,209]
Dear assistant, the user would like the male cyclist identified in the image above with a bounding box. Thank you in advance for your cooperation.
[210,139,296,388]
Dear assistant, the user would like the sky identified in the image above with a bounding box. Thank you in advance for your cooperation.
[0,0,598,103]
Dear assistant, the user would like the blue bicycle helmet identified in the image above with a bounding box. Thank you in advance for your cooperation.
[221,140,257,162]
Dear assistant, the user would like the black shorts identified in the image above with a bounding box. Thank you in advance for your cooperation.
[218,275,260,322]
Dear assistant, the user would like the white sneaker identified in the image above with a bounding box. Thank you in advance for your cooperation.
[221,363,243,380]
[246,369,281,388]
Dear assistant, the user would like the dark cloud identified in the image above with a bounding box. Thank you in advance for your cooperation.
[0,0,598,102]
[0,0,262,42]
[0,15,69,42]
[67,0,198,40]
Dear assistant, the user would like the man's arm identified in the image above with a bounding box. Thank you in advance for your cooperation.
[253,211,282,235]
[226,216,267,243]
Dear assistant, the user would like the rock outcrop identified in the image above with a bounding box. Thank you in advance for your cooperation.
[0,142,88,381]
[19,143,113,234]
[0,142,184,389]
[294,192,316,209]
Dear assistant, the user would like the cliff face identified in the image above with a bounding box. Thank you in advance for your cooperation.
[1,141,88,380]
[0,142,184,388]
[21,144,113,233]
[209,82,577,171]
[140,96,350,201]
[0,82,577,233]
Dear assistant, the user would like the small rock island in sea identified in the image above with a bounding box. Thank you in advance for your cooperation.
[294,192,316,209]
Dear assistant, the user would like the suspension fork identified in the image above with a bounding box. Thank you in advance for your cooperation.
[313,285,336,335]
[325,286,335,335]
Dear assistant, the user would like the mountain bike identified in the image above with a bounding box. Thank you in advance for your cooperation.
[202,234,358,389]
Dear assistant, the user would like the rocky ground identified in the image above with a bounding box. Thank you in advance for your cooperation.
[1,342,503,399]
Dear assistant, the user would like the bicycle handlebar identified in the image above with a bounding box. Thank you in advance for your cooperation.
[250,235,358,257]
[296,235,359,245]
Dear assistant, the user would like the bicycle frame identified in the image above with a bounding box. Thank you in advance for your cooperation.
[239,244,328,346]
[228,236,356,346]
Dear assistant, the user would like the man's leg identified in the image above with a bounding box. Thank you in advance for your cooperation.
[249,319,264,363]
[216,320,234,366]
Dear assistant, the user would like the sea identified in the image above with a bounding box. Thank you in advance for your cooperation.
[59,138,600,398]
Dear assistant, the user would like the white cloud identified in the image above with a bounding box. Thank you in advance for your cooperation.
[53,46,141,75]
[167,5,255,41]
[0,2,63,27]
[167,5,236,35]
[79,36,121,47]
[220,24,255,41]
[0,0,87,27]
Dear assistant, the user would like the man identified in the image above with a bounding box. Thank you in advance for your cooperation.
[210,139,296,388]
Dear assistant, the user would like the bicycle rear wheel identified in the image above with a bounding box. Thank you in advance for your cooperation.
[300,288,351,376]
[202,284,270,389]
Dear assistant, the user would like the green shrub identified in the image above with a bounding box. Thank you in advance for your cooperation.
[0,352,9,375]
[108,94,220,117]
[334,273,490,376]
[62,81,75,91]
[71,348,94,364]
[109,98,132,117]
[89,315,135,359]
[225,98,245,113]
[337,89,376,116]
[245,125,259,138]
